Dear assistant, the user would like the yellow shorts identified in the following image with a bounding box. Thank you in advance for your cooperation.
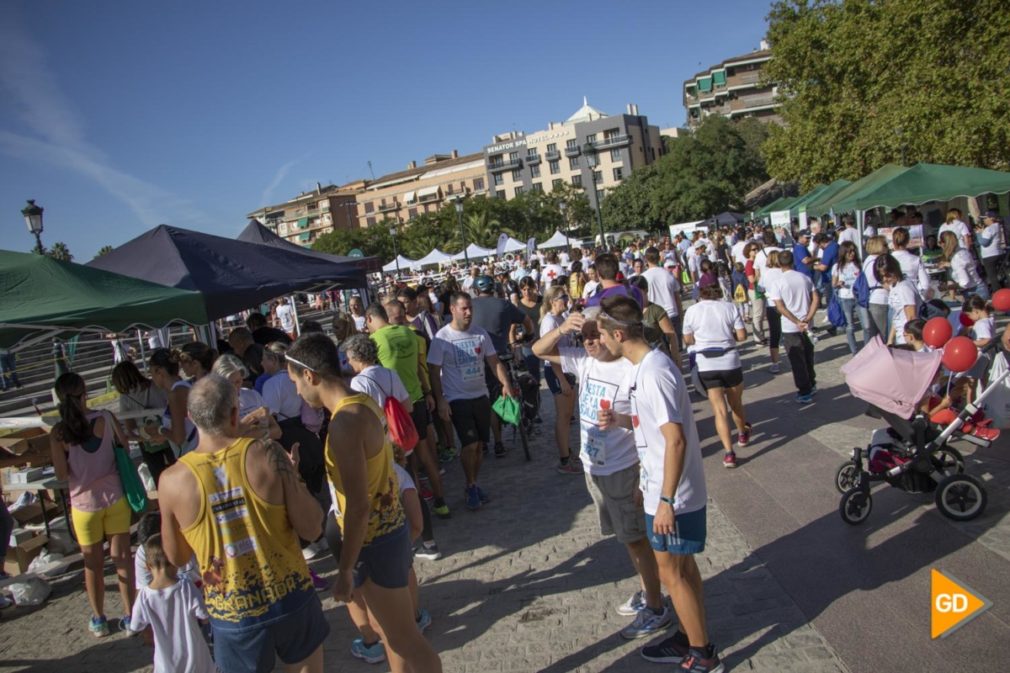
[71,498,132,547]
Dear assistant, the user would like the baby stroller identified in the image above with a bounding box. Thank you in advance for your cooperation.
[834,338,1002,525]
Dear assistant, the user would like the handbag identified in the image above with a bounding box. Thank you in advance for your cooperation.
[114,444,148,513]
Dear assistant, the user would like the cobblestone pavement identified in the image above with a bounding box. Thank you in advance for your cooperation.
[2,321,1008,673]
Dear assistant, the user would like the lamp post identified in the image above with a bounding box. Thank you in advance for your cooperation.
[388,220,401,277]
[454,196,469,267]
[558,200,570,251]
[582,143,606,250]
[22,199,44,254]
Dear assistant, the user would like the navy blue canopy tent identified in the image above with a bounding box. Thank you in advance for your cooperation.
[703,212,746,228]
[89,224,371,319]
[236,220,382,273]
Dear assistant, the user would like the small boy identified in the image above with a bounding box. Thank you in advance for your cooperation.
[128,534,218,673]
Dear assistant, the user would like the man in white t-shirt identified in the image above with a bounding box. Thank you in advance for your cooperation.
[542,251,565,290]
[595,295,722,671]
[731,228,750,265]
[275,297,295,340]
[767,250,819,403]
[533,310,670,640]
[836,215,860,247]
[641,247,684,341]
[428,292,514,512]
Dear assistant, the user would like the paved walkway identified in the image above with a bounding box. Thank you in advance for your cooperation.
[2,325,1008,672]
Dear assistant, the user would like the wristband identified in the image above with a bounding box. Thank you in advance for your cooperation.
[660,495,675,507]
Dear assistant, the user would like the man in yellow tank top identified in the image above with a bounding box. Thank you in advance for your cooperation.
[287,333,443,673]
[159,376,329,673]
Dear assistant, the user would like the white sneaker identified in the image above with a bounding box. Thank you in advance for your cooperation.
[769,362,781,374]
[620,606,673,639]
[616,589,645,616]
[302,539,327,560]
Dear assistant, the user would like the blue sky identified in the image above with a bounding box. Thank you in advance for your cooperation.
[0,1,770,259]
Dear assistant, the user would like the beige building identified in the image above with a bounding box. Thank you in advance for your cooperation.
[247,182,362,247]
[684,42,781,128]
[483,99,664,212]
[354,151,488,229]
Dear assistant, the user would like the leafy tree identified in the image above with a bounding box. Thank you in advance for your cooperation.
[94,245,114,258]
[763,0,1010,190]
[313,222,394,261]
[47,241,73,262]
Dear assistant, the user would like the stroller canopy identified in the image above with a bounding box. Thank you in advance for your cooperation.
[840,337,942,418]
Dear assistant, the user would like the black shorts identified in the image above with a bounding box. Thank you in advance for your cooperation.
[409,401,430,442]
[449,396,491,447]
[698,367,744,389]
[353,524,412,589]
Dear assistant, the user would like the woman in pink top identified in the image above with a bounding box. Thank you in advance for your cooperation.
[50,373,136,638]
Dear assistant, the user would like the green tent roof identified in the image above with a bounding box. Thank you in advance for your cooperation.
[831,162,1010,213]
[787,184,830,216]
[0,250,210,348]
[754,195,793,217]
[810,164,909,215]
[800,178,853,218]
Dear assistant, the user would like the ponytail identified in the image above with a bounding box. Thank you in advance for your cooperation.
[53,373,91,444]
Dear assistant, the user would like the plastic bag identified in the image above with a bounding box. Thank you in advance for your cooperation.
[384,397,419,452]
[9,576,52,606]
[982,353,1010,429]
[492,395,520,426]
[28,549,65,575]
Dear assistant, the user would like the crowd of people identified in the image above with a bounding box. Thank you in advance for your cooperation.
[35,203,1009,673]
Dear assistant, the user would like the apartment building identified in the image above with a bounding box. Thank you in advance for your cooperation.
[354,151,487,228]
[247,182,362,247]
[482,99,664,212]
[683,42,781,128]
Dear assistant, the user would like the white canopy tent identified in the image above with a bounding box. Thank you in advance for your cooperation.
[413,248,453,268]
[668,220,707,238]
[451,242,496,262]
[500,236,526,253]
[382,254,418,273]
[537,230,572,249]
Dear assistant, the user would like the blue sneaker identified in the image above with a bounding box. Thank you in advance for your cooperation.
[89,615,110,638]
[796,393,814,405]
[416,607,432,633]
[810,384,818,395]
[350,637,385,664]
[465,485,481,510]
[476,486,490,504]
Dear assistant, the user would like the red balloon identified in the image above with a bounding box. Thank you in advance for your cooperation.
[923,317,953,348]
[942,336,978,373]
[993,288,1010,312]
[959,312,975,328]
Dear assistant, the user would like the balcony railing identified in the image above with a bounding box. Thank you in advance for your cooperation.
[590,134,632,150]
[564,146,581,158]
[488,158,522,172]
[731,95,778,111]
[525,154,542,165]
[544,149,561,161]
[378,201,399,212]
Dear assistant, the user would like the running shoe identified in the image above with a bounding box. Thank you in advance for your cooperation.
[419,486,435,502]
[416,607,432,633]
[350,637,386,664]
[678,647,725,673]
[737,423,752,447]
[796,393,814,405]
[415,542,442,561]
[438,446,457,463]
[494,442,507,458]
[301,539,327,560]
[722,451,737,469]
[641,629,690,663]
[620,606,673,639]
[557,460,581,475]
[119,614,136,635]
[769,362,781,374]
[465,485,481,511]
[476,486,490,504]
[432,500,451,519]
[309,568,329,592]
[616,589,646,616]
[89,615,110,638]
[810,384,818,395]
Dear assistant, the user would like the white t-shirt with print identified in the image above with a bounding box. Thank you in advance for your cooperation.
[833,262,860,300]
[427,324,496,401]
[627,350,706,516]
[543,264,565,288]
[642,266,682,318]
[275,304,294,333]
[128,581,216,673]
[767,270,815,334]
[559,348,637,476]
[888,279,921,345]
[682,301,744,371]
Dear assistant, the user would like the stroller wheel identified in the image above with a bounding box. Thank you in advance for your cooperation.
[839,488,873,525]
[933,448,965,476]
[935,474,987,521]
[835,462,860,493]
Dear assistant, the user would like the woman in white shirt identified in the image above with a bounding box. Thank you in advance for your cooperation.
[875,254,922,346]
[976,212,1005,293]
[211,354,281,441]
[540,286,579,474]
[862,236,891,343]
[940,231,988,300]
[831,242,862,355]
[939,208,972,251]
[682,284,750,469]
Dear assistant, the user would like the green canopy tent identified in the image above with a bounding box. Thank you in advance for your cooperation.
[786,184,829,217]
[752,195,791,218]
[830,162,1010,213]
[813,164,909,217]
[0,249,210,350]
[799,178,852,221]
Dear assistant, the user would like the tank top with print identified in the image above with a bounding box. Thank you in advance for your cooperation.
[178,437,313,628]
[326,394,405,543]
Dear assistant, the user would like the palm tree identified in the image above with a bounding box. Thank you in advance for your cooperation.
[47,241,73,262]
[94,245,114,258]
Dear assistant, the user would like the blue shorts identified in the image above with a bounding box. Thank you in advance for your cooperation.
[645,506,707,554]
[353,524,412,589]
[544,365,576,395]
[212,594,329,673]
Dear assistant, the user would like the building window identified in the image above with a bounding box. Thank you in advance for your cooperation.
[566,139,578,149]
[613,167,623,181]
[530,163,541,178]
[549,160,560,174]
[509,151,519,161]
[531,183,543,192]
[610,148,622,162]
[489,153,503,167]
[593,171,602,184]
[514,186,524,196]
[493,173,503,186]
[569,157,580,170]
[474,177,484,191]
[571,175,582,187]
[366,216,376,226]
[547,142,557,153]
[496,190,506,200]
[526,148,538,158]
[445,184,454,195]
[278,223,288,235]
[552,178,563,190]
[408,208,417,218]
[365,202,374,213]
[511,169,521,182]
[586,133,597,144]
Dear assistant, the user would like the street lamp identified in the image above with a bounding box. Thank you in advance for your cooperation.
[388,221,401,277]
[22,199,44,253]
[558,200,570,251]
[454,196,469,267]
[582,143,606,251]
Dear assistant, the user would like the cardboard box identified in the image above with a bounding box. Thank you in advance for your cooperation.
[0,427,51,457]
[8,467,46,484]
[11,501,61,527]
[4,533,48,576]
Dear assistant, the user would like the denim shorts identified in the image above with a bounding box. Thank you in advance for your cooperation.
[645,506,707,554]
[544,365,577,395]
[212,594,329,673]
[353,524,413,589]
